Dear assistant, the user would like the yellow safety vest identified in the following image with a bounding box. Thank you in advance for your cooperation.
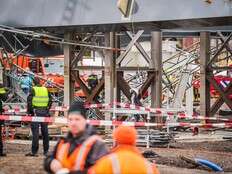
[32,86,49,107]
[0,87,6,94]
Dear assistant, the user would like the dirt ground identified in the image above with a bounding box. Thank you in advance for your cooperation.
[0,140,232,174]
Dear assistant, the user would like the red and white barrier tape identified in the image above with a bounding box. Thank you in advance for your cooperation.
[4,102,232,122]
[0,115,232,128]
[176,113,232,122]
[3,106,69,113]
[85,102,182,115]
[85,102,232,122]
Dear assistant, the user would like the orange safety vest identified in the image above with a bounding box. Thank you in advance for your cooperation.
[108,153,155,174]
[88,145,160,174]
[56,135,102,171]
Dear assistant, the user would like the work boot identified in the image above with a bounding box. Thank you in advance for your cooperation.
[0,153,6,157]
[25,152,38,157]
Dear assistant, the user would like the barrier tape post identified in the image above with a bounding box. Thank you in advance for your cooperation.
[146,112,151,149]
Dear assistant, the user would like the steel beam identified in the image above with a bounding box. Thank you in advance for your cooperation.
[86,78,104,103]
[218,32,232,56]
[138,72,155,100]
[116,30,144,65]
[117,71,123,103]
[117,67,154,71]
[210,81,232,115]
[68,66,155,71]
[200,32,211,117]
[150,31,162,109]
[207,74,232,111]
[71,47,88,68]
[0,0,232,31]
[104,32,115,120]
[208,33,232,66]
[73,71,90,97]
[63,32,75,106]
[117,74,131,100]
[126,31,151,64]
[210,66,232,70]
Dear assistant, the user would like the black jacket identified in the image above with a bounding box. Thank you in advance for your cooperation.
[44,124,108,174]
[0,94,5,125]
[27,86,52,115]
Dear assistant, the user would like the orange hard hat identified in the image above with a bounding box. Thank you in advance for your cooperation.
[113,126,137,145]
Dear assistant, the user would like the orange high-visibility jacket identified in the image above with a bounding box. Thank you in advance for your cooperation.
[56,135,102,171]
[88,145,160,174]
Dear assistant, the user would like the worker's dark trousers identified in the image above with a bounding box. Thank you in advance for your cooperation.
[31,109,49,154]
[0,124,3,154]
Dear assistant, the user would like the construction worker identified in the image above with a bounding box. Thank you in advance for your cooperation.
[88,126,160,174]
[25,78,52,157]
[20,68,34,95]
[44,101,108,174]
[130,89,142,121]
[0,83,7,157]
[87,74,98,90]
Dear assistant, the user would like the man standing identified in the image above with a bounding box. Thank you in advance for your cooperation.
[20,72,34,95]
[26,79,52,156]
[0,83,7,157]
[44,101,108,174]
[88,126,160,174]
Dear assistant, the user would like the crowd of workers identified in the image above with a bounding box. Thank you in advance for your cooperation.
[0,70,160,174]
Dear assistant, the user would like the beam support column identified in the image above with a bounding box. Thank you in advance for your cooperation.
[64,32,75,107]
[104,32,116,121]
[151,31,163,123]
[200,32,211,117]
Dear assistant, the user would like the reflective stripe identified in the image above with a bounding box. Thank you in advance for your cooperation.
[109,154,121,174]
[146,161,154,174]
[56,140,69,162]
[74,135,102,170]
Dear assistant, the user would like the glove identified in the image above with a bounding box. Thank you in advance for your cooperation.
[55,168,70,174]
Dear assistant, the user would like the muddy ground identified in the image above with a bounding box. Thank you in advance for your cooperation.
[0,140,232,174]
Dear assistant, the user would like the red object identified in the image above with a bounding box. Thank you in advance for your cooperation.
[193,75,232,98]
[192,127,199,136]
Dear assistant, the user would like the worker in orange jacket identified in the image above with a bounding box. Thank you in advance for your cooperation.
[88,126,160,174]
[44,101,108,174]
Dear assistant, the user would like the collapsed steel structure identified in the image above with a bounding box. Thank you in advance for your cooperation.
[0,0,231,122]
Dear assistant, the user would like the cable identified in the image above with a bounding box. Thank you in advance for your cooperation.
[0,25,125,52]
